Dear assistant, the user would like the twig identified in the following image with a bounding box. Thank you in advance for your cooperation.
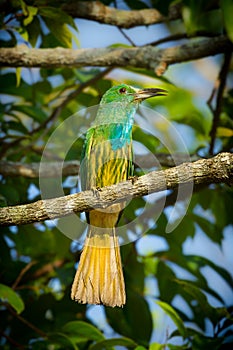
[208,52,232,155]
[6,305,47,338]
[112,0,137,47]
[0,329,24,349]
[146,31,218,47]
[147,33,189,47]
[28,259,65,280]
[117,27,137,46]
[11,261,37,290]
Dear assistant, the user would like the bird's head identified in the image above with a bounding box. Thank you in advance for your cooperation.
[100,84,167,105]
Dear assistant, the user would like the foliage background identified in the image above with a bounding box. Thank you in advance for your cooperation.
[0,0,233,349]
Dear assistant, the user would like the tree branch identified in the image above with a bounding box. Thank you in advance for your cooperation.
[0,36,232,74]
[0,154,199,178]
[61,1,181,29]
[0,329,24,349]
[6,305,47,338]
[0,153,232,227]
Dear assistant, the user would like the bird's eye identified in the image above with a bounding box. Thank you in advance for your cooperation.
[119,87,126,94]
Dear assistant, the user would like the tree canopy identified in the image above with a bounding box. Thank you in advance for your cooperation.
[0,0,233,349]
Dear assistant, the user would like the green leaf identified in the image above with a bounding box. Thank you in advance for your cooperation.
[187,255,233,291]
[27,16,41,47]
[0,73,32,98]
[182,2,200,35]
[196,187,233,228]
[19,0,27,15]
[14,226,72,260]
[174,280,217,321]
[192,333,223,349]
[216,126,233,137]
[0,283,25,314]
[89,337,137,350]
[39,7,75,27]
[220,0,233,42]
[63,321,104,342]
[106,288,152,346]
[149,343,165,350]
[181,1,222,36]
[39,6,77,48]
[16,67,22,87]
[167,345,189,350]
[0,183,20,204]
[150,0,171,16]
[161,88,211,137]
[0,29,17,47]
[155,300,187,338]
[125,289,153,345]
[108,43,132,49]
[133,126,160,154]
[1,120,28,135]
[43,18,72,48]
[48,332,79,350]
[105,306,133,341]
[123,244,145,293]
[167,214,196,248]
[0,194,8,207]
[156,261,178,303]
[23,5,38,26]
[125,67,172,84]
[17,26,29,42]
[13,105,47,122]
[191,213,223,244]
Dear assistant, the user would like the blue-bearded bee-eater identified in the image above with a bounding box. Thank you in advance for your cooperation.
[71,84,167,307]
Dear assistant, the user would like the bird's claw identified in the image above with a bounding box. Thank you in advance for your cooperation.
[91,187,101,198]
[128,175,138,185]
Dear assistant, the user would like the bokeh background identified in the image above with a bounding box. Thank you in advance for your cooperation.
[0,1,233,349]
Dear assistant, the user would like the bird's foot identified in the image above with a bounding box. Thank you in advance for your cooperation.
[91,187,101,198]
[128,175,138,185]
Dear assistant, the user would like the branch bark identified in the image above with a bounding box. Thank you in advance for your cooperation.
[0,36,232,73]
[61,1,181,28]
[0,154,199,178]
[0,152,232,227]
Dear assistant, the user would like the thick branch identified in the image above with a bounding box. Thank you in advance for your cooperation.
[0,153,232,227]
[61,1,181,28]
[0,37,232,73]
[0,154,199,178]
[0,160,79,178]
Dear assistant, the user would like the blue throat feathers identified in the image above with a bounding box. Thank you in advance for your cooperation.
[110,122,132,150]
[93,101,137,151]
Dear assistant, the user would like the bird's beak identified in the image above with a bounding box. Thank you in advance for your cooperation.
[133,88,168,101]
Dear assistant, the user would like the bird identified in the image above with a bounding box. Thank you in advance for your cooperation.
[71,84,167,307]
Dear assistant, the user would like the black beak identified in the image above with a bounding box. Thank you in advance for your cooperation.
[134,88,168,101]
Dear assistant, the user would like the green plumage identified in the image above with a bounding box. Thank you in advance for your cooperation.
[71,84,167,306]
[80,84,137,192]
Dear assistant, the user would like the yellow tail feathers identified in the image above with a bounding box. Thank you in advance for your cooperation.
[71,232,126,307]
